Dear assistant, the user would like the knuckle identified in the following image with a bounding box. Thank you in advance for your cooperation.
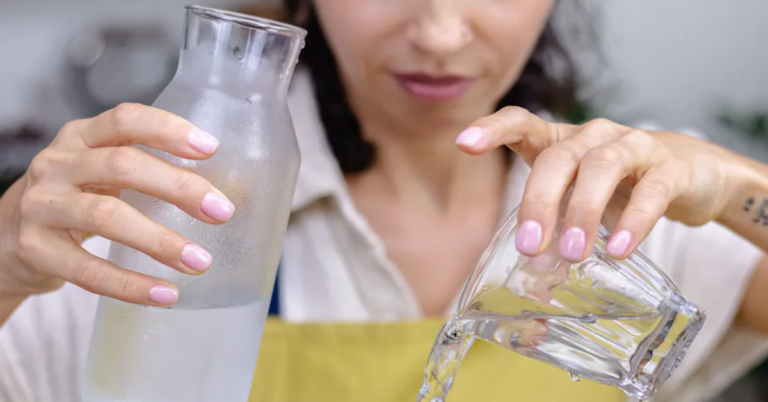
[521,193,558,216]
[161,112,190,134]
[583,145,625,169]
[104,147,140,177]
[110,102,143,132]
[73,259,109,290]
[80,197,120,229]
[623,206,658,223]
[27,148,59,181]
[499,106,529,120]
[58,120,84,140]
[500,105,526,114]
[494,106,531,130]
[568,199,603,218]
[583,118,617,133]
[536,144,581,166]
[637,178,673,201]
[623,129,653,143]
[115,273,136,297]
[151,227,178,256]
[172,171,205,198]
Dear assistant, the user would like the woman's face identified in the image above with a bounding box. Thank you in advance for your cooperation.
[312,0,555,135]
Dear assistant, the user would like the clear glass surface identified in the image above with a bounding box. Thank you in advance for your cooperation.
[83,6,306,402]
[420,202,706,401]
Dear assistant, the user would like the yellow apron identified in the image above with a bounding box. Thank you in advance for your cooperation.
[249,318,625,402]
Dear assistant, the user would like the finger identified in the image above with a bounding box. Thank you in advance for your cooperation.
[606,162,685,259]
[55,103,219,160]
[21,231,179,306]
[515,140,588,256]
[514,121,632,257]
[560,130,657,262]
[37,192,212,275]
[456,106,577,163]
[72,147,235,223]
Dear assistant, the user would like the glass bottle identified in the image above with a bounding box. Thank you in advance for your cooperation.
[83,7,305,402]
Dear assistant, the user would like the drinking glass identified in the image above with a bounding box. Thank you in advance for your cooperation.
[426,201,706,401]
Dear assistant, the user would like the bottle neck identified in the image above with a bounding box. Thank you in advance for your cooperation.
[175,7,305,101]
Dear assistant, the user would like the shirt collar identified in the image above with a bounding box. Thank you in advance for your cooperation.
[287,68,346,212]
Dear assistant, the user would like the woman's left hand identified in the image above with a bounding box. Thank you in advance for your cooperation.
[456,106,745,262]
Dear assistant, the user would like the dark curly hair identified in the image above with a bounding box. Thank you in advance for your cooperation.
[281,0,582,174]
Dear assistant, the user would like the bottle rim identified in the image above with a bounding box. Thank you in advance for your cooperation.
[186,5,307,39]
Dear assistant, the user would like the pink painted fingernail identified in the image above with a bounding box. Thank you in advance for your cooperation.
[201,192,235,221]
[149,285,179,304]
[560,227,586,261]
[607,230,632,256]
[181,244,212,272]
[456,127,485,147]
[516,221,543,255]
[188,127,219,154]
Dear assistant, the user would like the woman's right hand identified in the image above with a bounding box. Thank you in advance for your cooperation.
[0,103,234,307]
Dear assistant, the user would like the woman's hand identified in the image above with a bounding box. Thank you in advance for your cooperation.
[0,103,233,307]
[456,106,746,262]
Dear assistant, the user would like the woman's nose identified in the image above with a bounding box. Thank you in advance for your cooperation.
[407,0,474,56]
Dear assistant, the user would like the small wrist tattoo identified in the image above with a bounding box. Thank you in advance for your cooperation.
[744,197,768,226]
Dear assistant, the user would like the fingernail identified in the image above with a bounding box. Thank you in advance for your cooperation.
[607,230,632,256]
[516,221,543,255]
[181,244,212,272]
[149,285,179,304]
[188,127,219,154]
[201,192,235,221]
[456,127,484,147]
[560,227,586,261]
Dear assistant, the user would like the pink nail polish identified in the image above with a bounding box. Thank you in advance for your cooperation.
[149,285,179,304]
[516,221,543,255]
[607,230,632,256]
[188,128,220,154]
[560,227,586,261]
[456,127,484,147]
[181,244,212,272]
[201,192,235,221]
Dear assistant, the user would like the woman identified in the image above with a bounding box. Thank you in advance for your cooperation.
[1,0,768,401]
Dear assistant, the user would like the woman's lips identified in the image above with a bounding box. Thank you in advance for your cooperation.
[393,73,475,101]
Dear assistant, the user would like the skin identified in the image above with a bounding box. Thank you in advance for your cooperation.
[1,0,768,339]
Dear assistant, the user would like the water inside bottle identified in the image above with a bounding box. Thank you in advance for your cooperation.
[84,297,270,402]
[417,285,704,401]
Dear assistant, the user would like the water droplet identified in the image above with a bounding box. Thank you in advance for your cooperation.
[279,73,286,80]
[569,373,581,382]
[581,314,597,324]
[244,94,262,105]
[575,268,586,281]
[519,310,535,320]
[232,46,244,60]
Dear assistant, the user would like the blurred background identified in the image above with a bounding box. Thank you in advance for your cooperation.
[1,1,767,400]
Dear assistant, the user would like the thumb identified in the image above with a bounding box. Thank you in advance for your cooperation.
[455,106,577,165]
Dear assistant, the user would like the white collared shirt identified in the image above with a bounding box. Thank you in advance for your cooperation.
[1,69,767,402]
